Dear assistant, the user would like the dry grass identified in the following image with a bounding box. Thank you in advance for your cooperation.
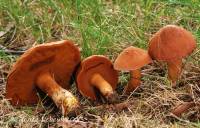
[0,53,200,128]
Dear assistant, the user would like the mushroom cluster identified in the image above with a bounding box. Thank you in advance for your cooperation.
[5,25,197,117]
[114,25,196,117]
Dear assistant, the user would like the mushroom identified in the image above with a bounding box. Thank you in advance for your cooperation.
[114,46,152,94]
[148,25,196,87]
[76,55,119,103]
[6,40,81,116]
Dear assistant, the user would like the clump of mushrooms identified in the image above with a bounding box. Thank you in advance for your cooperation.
[148,25,196,87]
[76,55,119,103]
[114,46,152,94]
[6,40,81,116]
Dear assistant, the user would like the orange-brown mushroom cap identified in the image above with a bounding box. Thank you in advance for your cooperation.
[76,55,118,100]
[114,46,152,71]
[148,25,196,61]
[6,40,81,105]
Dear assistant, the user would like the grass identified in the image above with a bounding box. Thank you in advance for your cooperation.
[0,0,200,127]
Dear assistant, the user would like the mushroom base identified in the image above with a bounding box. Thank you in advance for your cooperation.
[51,88,79,116]
[36,71,79,116]
[123,79,141,94]
[123,69,141,94]
[90,73,118,103]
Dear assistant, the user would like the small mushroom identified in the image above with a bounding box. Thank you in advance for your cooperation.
[76,55,119,103]
[148,25,196,87]
[6,40,81,116]
[114,46,152,94]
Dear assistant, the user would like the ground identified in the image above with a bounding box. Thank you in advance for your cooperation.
[0,0,200,128]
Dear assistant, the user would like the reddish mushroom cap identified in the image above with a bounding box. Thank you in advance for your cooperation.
[114,46,152,71]
[76,55,118,100]
[148,25,196,61]
[6,40,81,105]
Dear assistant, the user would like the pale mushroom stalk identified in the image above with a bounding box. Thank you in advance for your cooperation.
[123,69,141,94]
[36,71,79,115]
[167,59,182,87]
[90,73,115,100]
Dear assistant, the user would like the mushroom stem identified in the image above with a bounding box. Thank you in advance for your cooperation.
[36,71,79,116]
[123,69,141,94]
[167,59,182,87]
[90,73,117,102]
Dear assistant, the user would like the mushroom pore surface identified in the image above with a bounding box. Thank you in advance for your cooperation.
[76,55,118,100]
[6,40,81,105]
